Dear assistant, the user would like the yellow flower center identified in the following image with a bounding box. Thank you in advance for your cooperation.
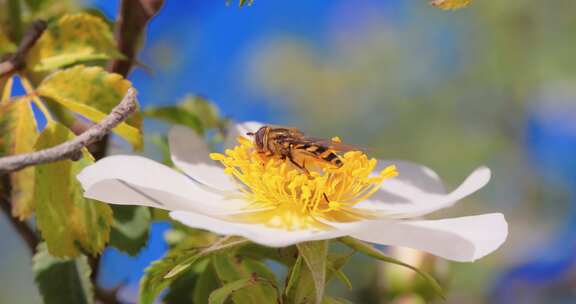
[209,137,398,230]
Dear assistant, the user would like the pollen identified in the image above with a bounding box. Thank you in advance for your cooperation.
[210,137,398,230]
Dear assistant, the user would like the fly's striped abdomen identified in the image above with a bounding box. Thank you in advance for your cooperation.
[295,143,343,167]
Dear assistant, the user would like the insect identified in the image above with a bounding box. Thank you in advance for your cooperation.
[247,125,358,173]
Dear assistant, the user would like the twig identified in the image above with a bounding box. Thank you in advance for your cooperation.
[94,285,122,304]
[107,0,165,76]
[0,176,39,253]
[85,0,164,161]
[0,20,47,78]
[87,4,165,303]
[0,89,138,173]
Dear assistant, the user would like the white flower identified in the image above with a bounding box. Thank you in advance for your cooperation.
[77,122,507,262]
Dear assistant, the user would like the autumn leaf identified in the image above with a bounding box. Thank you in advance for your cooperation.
[1,76,14,103]
[37,65,142,149]
[0,97,38,219]
[26,13,123,71]
[34,122,112,257]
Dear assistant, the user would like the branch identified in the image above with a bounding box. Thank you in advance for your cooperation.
[0,20,47,78]
[84,0,163,161]
[94,285,122,304]
[0,89,138,173]
[107,0,165,77]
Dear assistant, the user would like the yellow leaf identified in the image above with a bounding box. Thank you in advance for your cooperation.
[430,0,471,10]
[1,76,14,104]
[34,122,113,257]
[37,65,142,149]
[0,98,38,219]
[26,13,124,72]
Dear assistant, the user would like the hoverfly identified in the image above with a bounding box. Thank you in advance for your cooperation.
[247,125,359,174]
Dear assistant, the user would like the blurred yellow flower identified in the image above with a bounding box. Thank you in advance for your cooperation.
[430,0,471,10]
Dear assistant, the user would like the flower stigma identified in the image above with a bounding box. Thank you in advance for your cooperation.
[209,137,398,230]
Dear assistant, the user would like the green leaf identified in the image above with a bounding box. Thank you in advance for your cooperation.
[37,65,143,149]
[285,251,353,304]
[236,243,298,265]
[194,262,221,304]
[144,95,223,134]
[297,240,329,304]
[322,251,355,290]
[162,271,198,304]
[332,269,352,290]
[139,247,189,304]
[26,13,123,71]
[180,96,222,130]
[164,223,218,247]
[23,0,75,20]
[338,237,445,300]
[0,28,17,56]
[284,254,303,296]
[144,105,202,134]
[322,297,354,304]
[2,0,22,42]
[212,253,279,304]
[34,122,112,257]
[209,276,275,304]
[208,278,254,304]
[164,236,249,279]
[0,97,38,219]
[33,243,94,304]
[109,205,151,256]
[139,236,249,304]
[23,0,67,13]
[24,0,47,12]
[149,134,174,166]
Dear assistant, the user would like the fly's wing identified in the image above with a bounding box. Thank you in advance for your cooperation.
[303,137,366,153]
[271,126,304,138]
[276,137,347,168]
[275,136,365,155]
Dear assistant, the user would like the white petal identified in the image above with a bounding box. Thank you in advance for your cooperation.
[377,160,446,194]
[168,125,236,191]
[77,155,247,214]
[224,121,264,149]
[346,213,508,262]
[356,166,491,218]
[170,211,348,247]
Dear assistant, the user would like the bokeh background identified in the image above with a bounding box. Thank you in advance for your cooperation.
[2,0,576,303]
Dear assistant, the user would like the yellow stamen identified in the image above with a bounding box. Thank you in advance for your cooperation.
[211,138,398,230]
